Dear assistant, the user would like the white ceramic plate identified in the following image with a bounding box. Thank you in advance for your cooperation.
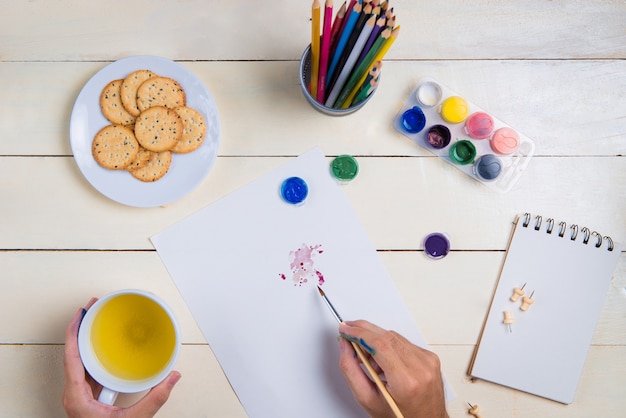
[70,55,221,207]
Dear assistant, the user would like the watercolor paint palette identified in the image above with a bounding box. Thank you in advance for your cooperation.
[393,77,535,193]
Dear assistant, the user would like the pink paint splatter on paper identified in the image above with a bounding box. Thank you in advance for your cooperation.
[280,243,325,287]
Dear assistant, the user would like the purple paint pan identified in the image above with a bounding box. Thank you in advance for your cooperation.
[423,232,450,259]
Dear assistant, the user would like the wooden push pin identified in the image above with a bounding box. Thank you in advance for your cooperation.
[510,283,526,302]
[467,402,483,418]
[503,310,514,332]
[520,290,535,311]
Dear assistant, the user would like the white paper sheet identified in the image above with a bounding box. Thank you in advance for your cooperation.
[152,147,453,417]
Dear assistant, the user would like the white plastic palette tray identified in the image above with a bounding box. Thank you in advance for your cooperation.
[393,77,535,193]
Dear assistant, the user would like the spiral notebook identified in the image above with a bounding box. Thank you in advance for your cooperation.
[469,213,622,404]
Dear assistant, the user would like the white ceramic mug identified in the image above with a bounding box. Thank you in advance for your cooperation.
[78,289,180,405]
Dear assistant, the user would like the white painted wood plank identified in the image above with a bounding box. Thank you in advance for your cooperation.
[1,61,625,157]
[1,1,624,61]
[1,344,623,417]
[0,251,206,345]
[440,345,626,417]
[0,156,623,250]
[0,344,247,418]
[1,251,623,346]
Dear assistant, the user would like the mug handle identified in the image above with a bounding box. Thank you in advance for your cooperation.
[98,387,119,405]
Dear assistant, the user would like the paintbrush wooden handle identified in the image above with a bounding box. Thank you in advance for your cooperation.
[349,341,405,418]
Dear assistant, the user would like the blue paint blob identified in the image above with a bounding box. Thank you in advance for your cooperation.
[401,106,426,133]
[281,177,308,204]
[474,154,502,181]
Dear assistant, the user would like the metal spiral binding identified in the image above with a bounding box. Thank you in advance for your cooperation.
[581,227,590,244]
[592,231,602,248]
[521,213,614,251]
[570,224,578,240]
[522,212,531,227]
[558,221,566,237]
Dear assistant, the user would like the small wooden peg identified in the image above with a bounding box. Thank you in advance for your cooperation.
[520,290,535,311]
[467,402,483,417]
[503,311,514,332]
[510,283,526,302]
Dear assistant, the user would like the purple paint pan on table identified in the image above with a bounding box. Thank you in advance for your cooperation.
[423,233,450,259]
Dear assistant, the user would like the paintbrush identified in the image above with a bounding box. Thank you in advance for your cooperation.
[316,286,405,418]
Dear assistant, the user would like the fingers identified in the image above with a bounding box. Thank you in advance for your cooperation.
[339,321,442,387]
[339,321,407,377]
[64,307,87,384]
[343,319,386,334]
[63,300,99,416]
[338,338,385,414]
[338,321,448,418]
[63,298,99,386]
[126,371,181,418]
[84,297,98,310]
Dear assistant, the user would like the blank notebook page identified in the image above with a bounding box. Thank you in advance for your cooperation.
[469,214,622,404]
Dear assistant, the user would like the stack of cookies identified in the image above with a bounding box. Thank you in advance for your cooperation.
[92,69,207,182]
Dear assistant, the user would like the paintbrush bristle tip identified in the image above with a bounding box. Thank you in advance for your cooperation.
[317,285,325,296]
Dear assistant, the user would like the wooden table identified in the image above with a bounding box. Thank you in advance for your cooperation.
[1,1,624,416]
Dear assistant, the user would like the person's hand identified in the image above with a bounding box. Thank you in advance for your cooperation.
[338,320,448,418]
[62,298,181,418]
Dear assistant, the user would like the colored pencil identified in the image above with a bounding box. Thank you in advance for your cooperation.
[354,14,386,71]
[385,6,394,21]
[330,0,356,57]
[326,2,361,87]
[379,0,388,14]
[329,1,347,49]
[317,0,334,101]
[351,77,378,106]
[333,27,390,109]
[310,0,321,100]
[341,0,358,29]
[325,5,369,94]
[351,61,381,106]
[340,25,399,109]
[316,286,405,418]
[325,15,376,107]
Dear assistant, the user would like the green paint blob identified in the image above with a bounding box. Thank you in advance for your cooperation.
[331,155,359,181]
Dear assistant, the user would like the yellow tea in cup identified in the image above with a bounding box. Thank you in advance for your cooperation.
[90,293,177,381]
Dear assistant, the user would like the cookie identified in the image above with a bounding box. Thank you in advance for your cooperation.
[136,76,186,112]
[100,79,136,125]
[92,125,139,170]
[134,106,182,152]
[171,106,207,153]
[125,146,153,171]
[129,151,172,182]
[121,69,156,117]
